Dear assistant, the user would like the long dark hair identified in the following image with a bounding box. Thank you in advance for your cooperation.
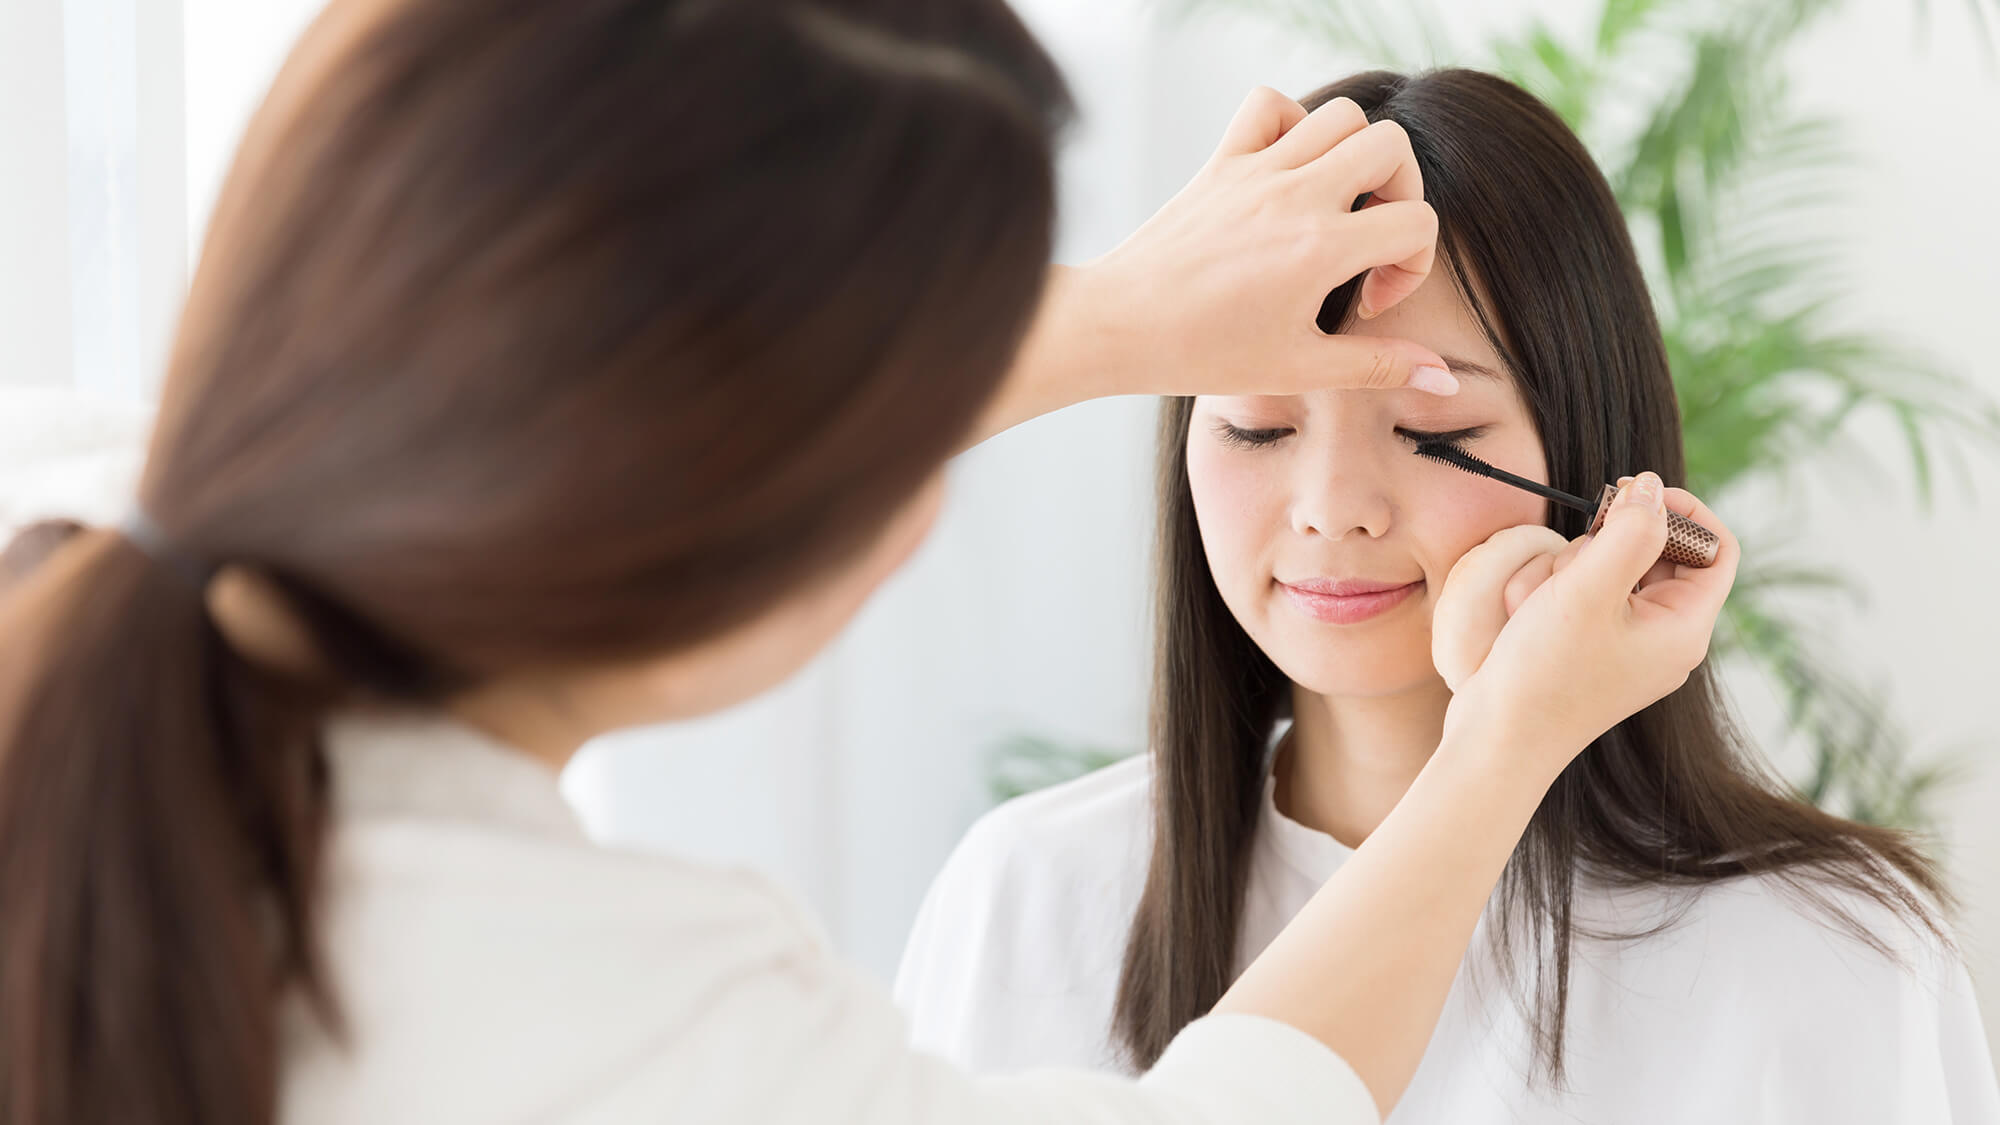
[0,3,1070,1124]
[1112,68,1946,1082]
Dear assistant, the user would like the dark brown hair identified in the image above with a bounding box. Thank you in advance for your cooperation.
[1112,68,1946,1082]
[0,520,83,590]
[0,2,1070,1123]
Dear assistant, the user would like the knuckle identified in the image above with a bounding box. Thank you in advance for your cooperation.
[1368,118,1409,146]
[1365,349,1399,389]
[1494,524,1563,553]
[1323,96,1368,128]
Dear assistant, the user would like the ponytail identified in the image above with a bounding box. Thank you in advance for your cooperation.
[0,523,335,1125]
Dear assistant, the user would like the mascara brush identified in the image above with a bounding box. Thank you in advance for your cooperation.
[1412,440,1720,568]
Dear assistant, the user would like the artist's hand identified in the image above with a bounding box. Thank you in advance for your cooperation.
[1430,472,1740,780]
[1080,86,1454,394]
[969,88,1456,447]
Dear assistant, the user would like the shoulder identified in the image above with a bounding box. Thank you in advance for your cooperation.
[1526,871,2000,1121]
[1575,866,1966,1022]
[303,822,871,1118]
[937,753,1155,926]
[1668,873,1995,1113]
[960,752,1154,867]
[1694,869,1949,971]
[329,813,832,988]
[896,754,1155,1018]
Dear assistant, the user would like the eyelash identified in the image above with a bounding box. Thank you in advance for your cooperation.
[1211,421,1491,449]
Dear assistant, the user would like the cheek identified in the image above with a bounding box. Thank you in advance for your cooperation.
[1415,440,1551,572]
[1184,442,1282,588]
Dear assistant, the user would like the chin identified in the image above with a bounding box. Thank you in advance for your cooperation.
[1264,643,1440,700]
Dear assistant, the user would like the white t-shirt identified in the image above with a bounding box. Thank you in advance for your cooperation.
[894,752,2000,1124]
[277,711,1381,1124]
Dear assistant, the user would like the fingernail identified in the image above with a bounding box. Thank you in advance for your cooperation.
[1356,300,1379,320]
[1618,471,1662,511]
[1409,365,1458,396]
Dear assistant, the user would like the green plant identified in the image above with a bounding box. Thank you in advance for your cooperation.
[984,733,1137,804]
[988,0,2000,829]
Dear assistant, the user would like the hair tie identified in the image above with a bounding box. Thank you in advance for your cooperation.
[119,510,218,594]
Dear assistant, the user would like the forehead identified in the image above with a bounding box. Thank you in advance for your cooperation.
[1345,259,1512,384]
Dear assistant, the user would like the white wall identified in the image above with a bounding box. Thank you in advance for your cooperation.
[1,0,188,399]
[1782,0,2000,1065]
[183,0,320,253]
[1,0,75,389]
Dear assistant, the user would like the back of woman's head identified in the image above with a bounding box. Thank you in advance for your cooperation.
[1117,66,1943,1081]
[0,2,1069,1122]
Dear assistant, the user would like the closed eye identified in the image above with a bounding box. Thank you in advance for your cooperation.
[1394,425,1491,446]
[1212,420,1294,448]
[1216,422,1492,449]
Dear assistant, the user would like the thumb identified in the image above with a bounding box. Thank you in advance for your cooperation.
[1568,471,1669,608]
[1287,333,1458,396]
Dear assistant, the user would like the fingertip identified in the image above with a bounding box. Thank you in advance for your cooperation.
[1219,86,1307,155]
[1612,470,1664,513]
[1409,365,1458,396]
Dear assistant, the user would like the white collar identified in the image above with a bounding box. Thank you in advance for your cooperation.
[1256,720,1359,883]
[319,708,586,841]
[1252,725,1689,934]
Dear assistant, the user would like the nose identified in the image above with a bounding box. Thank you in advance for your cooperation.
[1288,430,1396,542]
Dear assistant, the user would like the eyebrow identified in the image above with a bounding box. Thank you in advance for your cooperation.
[1436,354,1509,384]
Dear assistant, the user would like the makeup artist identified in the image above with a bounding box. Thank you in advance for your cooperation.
[0,2,1738,1124]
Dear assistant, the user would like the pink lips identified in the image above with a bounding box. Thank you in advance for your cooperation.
[1280,577,1423,624]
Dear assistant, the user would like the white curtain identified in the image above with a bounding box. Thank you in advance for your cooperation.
[0,0,186,400]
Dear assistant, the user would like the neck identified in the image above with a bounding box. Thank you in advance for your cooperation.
[444,677,600,774]
[1275,677,1453,849]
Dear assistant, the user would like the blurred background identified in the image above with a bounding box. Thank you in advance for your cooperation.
[3,0,1996,1071]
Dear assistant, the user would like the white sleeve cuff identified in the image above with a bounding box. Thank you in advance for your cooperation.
[1139,1012,1381,1125]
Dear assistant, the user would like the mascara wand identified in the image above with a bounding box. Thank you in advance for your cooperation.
[1412,440,1720,568]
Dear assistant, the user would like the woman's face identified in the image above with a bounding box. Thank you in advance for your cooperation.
[1186,268,1548,699]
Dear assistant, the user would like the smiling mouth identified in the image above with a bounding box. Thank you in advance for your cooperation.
[1278,579,1423,625]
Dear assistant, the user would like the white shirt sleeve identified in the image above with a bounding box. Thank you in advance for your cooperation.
[706,941,1380,1125]
[295,721,1374,1125]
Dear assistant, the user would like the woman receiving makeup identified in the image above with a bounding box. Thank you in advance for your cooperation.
[897,69,1999,1125]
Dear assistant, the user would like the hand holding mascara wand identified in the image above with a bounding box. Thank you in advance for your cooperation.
[1412,440,1721,568]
